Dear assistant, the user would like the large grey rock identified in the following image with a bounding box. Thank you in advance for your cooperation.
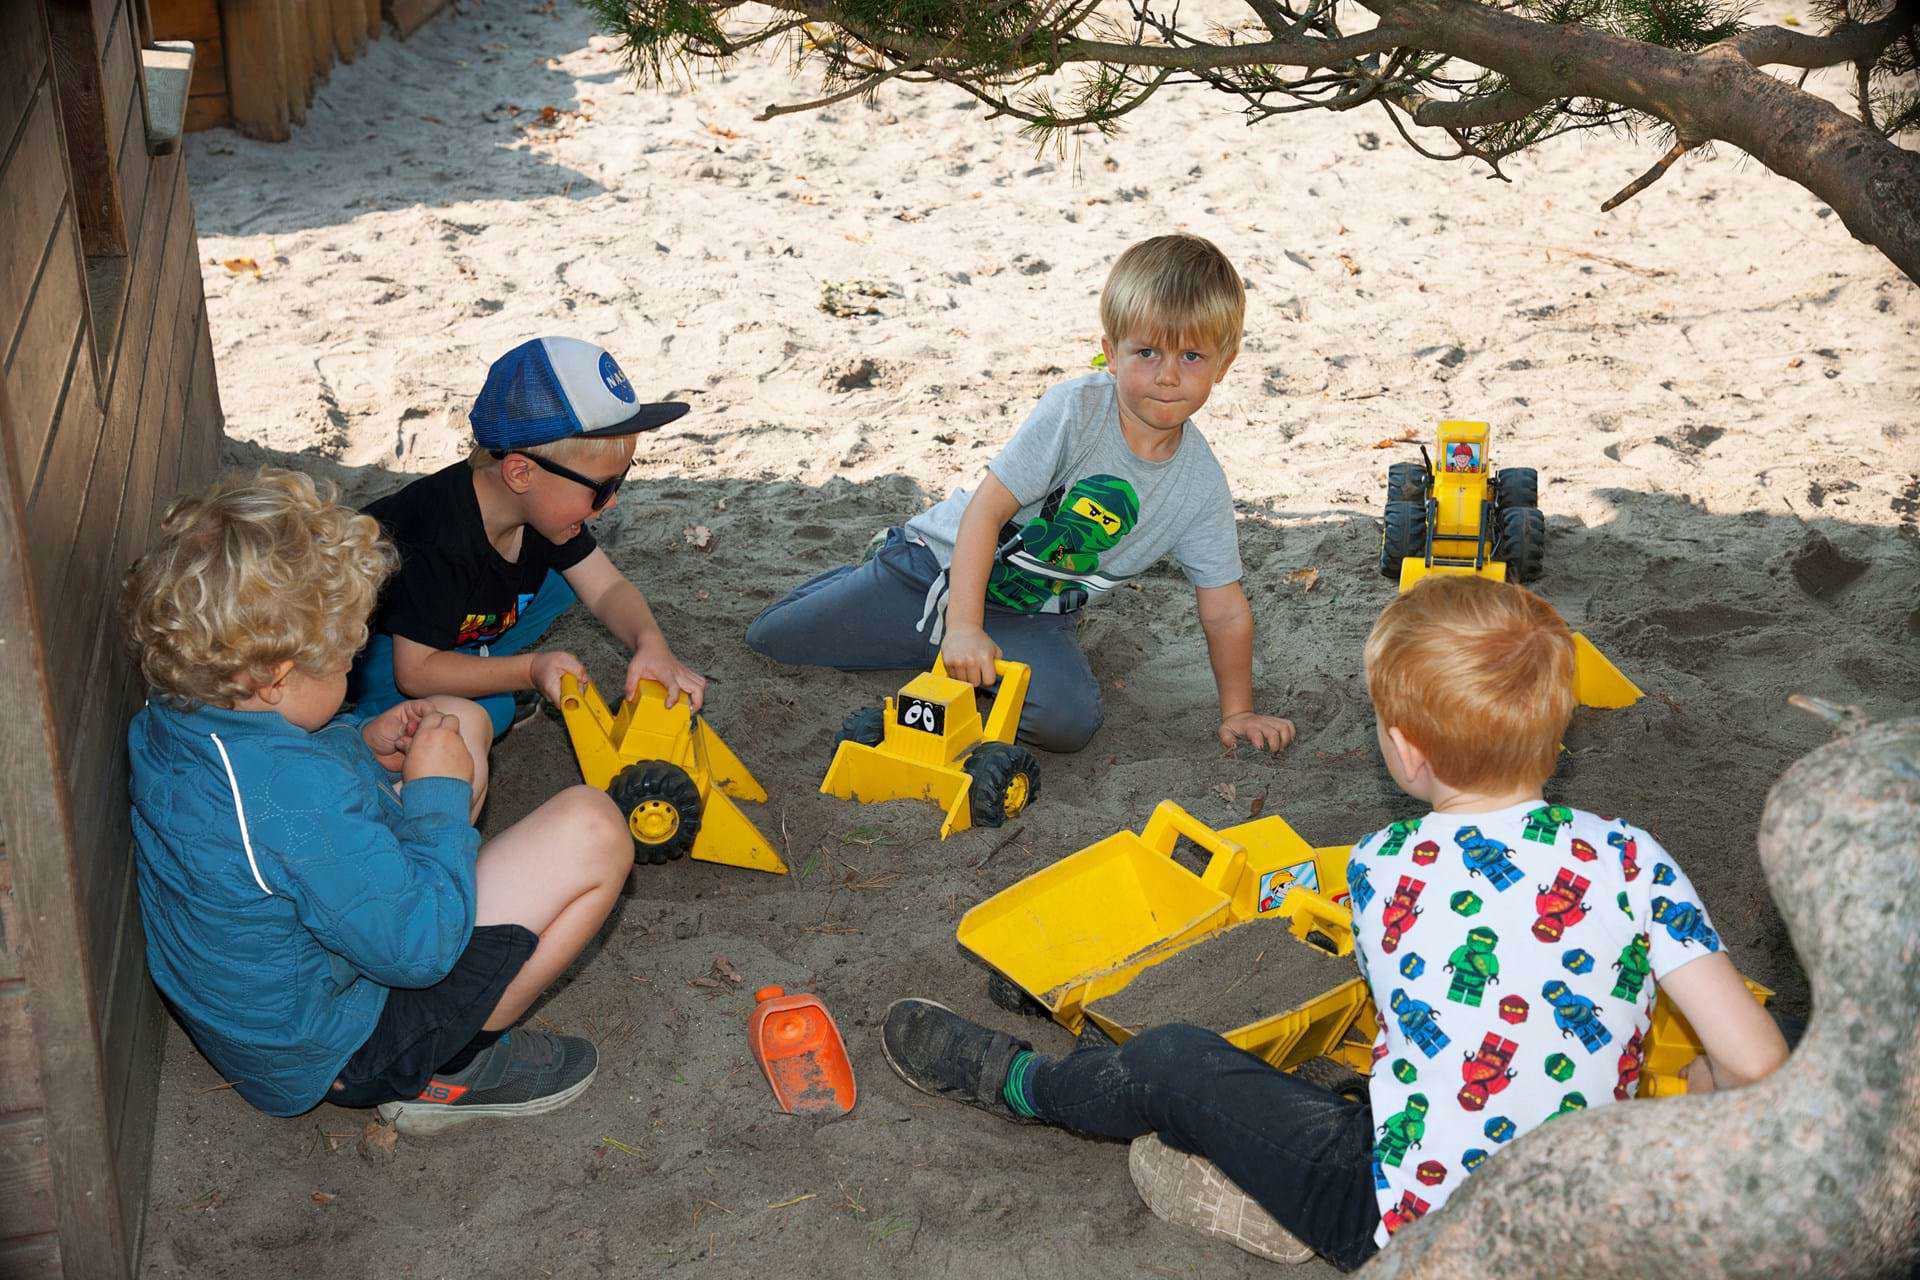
[1360,717,1920,1279]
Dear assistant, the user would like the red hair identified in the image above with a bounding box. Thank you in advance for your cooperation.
[1364,576,1575,792]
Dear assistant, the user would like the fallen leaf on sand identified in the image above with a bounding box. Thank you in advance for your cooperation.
[704,120,740,139]
[421,115,445,125]
[311,1190,336,1206]
[1372,431,1420,449]
[1250,790,1268,817]
[688,976,722,990]
[683,524,714,551]
[359,1122,398,1158]
[1338,253,1361,276]
[182,1190,222,1213]
[1285,567,1321,592]
[696,589,711,601]
[221,258,260,275]
[712,955,744,986]
[1214,782,1238,804]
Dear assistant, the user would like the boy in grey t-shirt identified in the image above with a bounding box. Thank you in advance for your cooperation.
[745,234,1294,755]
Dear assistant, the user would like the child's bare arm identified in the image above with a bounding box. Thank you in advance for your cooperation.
[1196,581,1295,752]
[942,473,1023,687]
[563,548,706,709]
[1660,950,1791,1090]
[392,634,583,704]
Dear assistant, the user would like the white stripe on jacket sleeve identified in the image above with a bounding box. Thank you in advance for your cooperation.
[208,732,272,896]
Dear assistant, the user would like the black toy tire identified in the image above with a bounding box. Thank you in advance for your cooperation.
[608,761,703,865]
[963,742,1040,829]
[835,706,885,751]
[987,971,1049,1019]
[1379,500,1429,578]
[1497,505,1547,583]
[1493,467,1538,512]
[1386,462,1426,504]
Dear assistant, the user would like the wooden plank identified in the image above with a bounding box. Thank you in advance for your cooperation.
[386,0,449,39]
[183,299,222,487]
[0,982,45,1114]
[332,0,365,63]
[24,310,101,613]
[100,9,136,171]
[93,0,121,51]
[365,0,382,39]
[0,322,133,1280]
[224,0,291,142]
[307,0,334,81]
[0,855,22,984]
[184,93,230,133]
[0,4,49,153]
[95,848,139,1153]
[111,975,164,1257]
[0,84,69,360]
[45,0,130,257]
[3,223,87,504]
[149,0,221,41]
[279,0,312,124]
[116,84,152,252]
[0,1234,61,1279]
[0,1112,56,1237]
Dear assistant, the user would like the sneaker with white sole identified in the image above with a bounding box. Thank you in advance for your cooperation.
[1128,1134,1315,1264]
[378,1029,598,1136]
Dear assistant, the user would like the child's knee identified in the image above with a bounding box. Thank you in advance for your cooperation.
[743,605,792,661]
[427,696,492,745]
[1022,685,1105,754]
[555,785,631,869]
[1124,1023,1230,1082]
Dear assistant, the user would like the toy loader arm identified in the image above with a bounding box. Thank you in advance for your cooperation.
[930,657,1032,745]
[1141,802,1249,896]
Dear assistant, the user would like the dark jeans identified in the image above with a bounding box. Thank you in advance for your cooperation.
[744,529,1104,753]
[1028,1023,1382,1272]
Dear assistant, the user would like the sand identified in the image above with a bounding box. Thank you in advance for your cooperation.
[1090,925,1362,1036]
[139,0,1917,1276]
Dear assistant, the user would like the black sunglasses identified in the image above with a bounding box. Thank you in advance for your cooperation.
[494,450,629,511]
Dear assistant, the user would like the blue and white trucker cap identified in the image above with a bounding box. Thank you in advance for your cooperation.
[470,336,689,450]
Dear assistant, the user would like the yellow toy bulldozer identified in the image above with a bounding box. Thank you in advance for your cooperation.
[820,658,1038,839]
[556,673,786,874]
[1380,420,1642,709]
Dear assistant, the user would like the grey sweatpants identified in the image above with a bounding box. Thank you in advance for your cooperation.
[744,529,1103,753]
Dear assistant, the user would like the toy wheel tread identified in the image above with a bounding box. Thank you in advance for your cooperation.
[1497,506,1546,583]
[963,742,1040,828]
[1379,500,1429,578]
[608,761,703,865]
[1386,462,1425,504]
[835,706,885,749]
[1493,467,1538,511]
[987,971,1048,1019]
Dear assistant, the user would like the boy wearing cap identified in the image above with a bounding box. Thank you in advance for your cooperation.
[351,337,706,738]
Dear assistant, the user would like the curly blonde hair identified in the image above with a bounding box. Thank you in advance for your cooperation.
[122,468,397,709]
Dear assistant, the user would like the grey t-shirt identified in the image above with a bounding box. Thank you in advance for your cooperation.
[905,372,1242,614]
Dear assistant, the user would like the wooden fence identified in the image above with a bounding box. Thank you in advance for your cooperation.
[0,1,225,1275]
[154,0,456,140]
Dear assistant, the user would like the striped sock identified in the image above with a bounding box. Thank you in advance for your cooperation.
[1002,1049,1040,1117]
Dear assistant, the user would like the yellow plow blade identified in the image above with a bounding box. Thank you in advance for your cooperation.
[1572,633,1643,708]
[820,741,975,838]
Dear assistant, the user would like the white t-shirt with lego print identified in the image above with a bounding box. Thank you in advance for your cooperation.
[1346,801,1722,1247]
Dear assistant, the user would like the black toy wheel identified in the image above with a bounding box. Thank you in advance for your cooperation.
[1379,500,1429,578]
[1386,462,1426,504]
[987,971,1049,1019]
[1497,506,1547,583]
[963,742,1040,828]
[608,761,703,865]
[1493,467,1538,511]
[835,706,885,751]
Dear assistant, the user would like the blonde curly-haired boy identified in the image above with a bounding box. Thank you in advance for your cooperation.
[124,467,628,1134]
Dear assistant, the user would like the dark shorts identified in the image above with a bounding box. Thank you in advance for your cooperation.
[328,924,538,1108]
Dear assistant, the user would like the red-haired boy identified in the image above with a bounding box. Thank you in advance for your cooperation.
[876,576,1786,1270]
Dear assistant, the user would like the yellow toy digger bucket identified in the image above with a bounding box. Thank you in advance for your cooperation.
[558,674,786,874]
[820,744,974,838]
[957,803,1358,1032]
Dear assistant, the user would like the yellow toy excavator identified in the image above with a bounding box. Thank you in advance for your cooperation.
[820,658,1038,840]
[556,673,786,874]
[1379,420,1642,709]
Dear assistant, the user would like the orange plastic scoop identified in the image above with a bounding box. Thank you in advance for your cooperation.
[748,986,857,1117]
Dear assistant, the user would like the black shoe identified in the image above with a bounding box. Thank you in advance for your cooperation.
[507,689,543,734]
[377,1029,598,1136]
[881,998,1037,1123]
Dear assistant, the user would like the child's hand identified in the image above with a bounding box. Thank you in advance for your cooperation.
[361,699,434,771]
[1219,712,1296,753]
[941,626,1002,688]
[529,650,588,705]
[403,712,474,786]
[625,645,707,711]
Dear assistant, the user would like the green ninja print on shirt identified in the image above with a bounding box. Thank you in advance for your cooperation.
[985,474,1142,612]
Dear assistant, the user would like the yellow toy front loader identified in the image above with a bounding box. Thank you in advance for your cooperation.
[1380,420,1642,709]
[820,658,1038,839]
[557,673,786,874]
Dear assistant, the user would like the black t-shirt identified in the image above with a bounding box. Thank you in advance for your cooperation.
[364,462,596,652]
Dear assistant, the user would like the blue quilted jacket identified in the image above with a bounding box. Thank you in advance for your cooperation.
[127,700,479,1115]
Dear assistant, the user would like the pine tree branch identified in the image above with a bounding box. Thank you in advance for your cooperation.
[758,58,927,120]
[1600,137,1694,209]
[1389,84,1549,125]
[1721,0,1917,68]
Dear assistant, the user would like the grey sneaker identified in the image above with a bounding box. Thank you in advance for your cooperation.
[1128,1134,1315,1264]
[880,998,1036,1123]
[378,1029,598,1136]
